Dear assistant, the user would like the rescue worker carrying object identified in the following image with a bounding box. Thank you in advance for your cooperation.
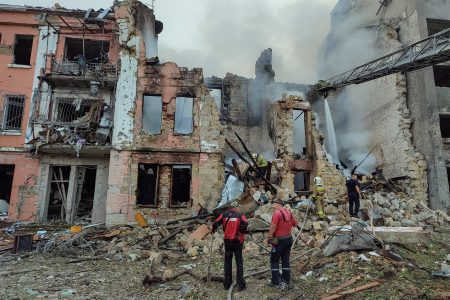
[313,176,326,219]
[211,203,248,292]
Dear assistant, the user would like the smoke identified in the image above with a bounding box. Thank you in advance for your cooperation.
[317,2,380,173]
[158,0,336,83]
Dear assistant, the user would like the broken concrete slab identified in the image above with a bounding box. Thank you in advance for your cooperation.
[328,226,430,244]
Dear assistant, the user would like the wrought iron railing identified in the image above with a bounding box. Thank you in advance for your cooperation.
[51,60,117,80]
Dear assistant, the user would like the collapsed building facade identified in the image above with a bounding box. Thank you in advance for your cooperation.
[320,0,450,214]
[0,1,223,225]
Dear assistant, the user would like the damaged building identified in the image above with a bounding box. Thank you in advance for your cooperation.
[320,0,450,214]
[0,1,223,225]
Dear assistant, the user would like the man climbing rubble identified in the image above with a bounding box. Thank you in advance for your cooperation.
[346,173,361,218]
[312,176,326,219]
[211,203,248,292]
[267,199,298,291]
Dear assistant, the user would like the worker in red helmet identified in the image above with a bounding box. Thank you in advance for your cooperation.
[266,199,298,291]
[211,203,248,291]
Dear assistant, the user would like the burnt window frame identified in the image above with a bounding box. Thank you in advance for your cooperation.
[1,95,25,131]
[136,163,160,207]
[174,96,194,135]
[63,37,110,63]
[142,94,163,134]
[169,164,192,208]
[12,34,34,66]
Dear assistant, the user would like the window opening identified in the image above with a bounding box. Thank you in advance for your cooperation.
[170,165,191,207]
[143,95,162,134]
[13,35,33,65]
[293,109,306,156]
[294,171,310,193]
[174,97,193,134]
[137,164,159,206]
[439,114,450,138]
[0,164,14,216]
[64,38,110,63]
[2,95,25,131]
[209,88,222,110]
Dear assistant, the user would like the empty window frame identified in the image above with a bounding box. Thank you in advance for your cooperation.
[440,114,450,138]
[294,171,310,192]
[54,98,96,124]
[174,97,194,134]
[209,88,222,110]
[137,164,159,206]
[1,95,25,131]
[13,35,33,65]
[433,65,450,87]
[170,165,191,207]
[143,95,162,134]
[64,38,110,63]
[427,18,450,36]
[293,109,307,155]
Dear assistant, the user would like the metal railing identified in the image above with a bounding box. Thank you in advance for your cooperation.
[51,60,117,80]
[319,28,450,92]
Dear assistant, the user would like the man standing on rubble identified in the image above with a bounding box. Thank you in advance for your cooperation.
[211,203,248,291]
[346,173,362,217]
[267,199,298,291]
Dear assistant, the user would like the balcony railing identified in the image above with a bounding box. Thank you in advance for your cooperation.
[50,60,117,80]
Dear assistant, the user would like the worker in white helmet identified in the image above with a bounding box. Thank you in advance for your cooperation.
[312,176,326,219]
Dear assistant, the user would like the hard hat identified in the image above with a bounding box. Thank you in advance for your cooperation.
[252,153,257,159]
[314,176,323,186]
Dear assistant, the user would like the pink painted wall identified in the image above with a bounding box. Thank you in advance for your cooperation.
[0,11,40,147]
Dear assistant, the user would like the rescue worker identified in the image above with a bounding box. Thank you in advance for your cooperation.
[312,176,326,219]
[267,199,298,291]
[211,203,248,291]
[346,173,361,217]
[252,153,269,177]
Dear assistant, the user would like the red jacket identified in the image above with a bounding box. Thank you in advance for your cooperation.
[212,208,248,243]
[271,207,298,238]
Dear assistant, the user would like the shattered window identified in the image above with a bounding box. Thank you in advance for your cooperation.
[293,109,306,155]
[1,95,25,131]
[137,164,159,206]
[143,95,162,134]
[64,38,109,63]
[174,97,193,134]
[55,98,96,124]
[170,165,191,207]
[13,35,33,65]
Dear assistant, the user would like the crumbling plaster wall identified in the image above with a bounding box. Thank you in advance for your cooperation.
[268,96,314,192]
[0,153,39,221]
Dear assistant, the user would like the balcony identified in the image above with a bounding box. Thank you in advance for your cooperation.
[42,59,118,89]
[30,97,112,155]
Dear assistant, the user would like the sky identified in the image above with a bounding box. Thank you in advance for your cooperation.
[1,0,338,83]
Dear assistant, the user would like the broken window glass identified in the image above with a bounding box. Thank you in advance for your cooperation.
[64,38,110,63]
[13,35,33,65]
[1,95,25,131]
[293,109,306,155]
[170,165,191,207]
[143,95,162,134]
[174,97,193,134]
[137,164,159,206]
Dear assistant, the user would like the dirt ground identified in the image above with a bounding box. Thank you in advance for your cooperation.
[1,230,449,300]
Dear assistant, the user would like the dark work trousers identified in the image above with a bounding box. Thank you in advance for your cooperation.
[224,239,245,289]
[348,193,360,216]
[270,236,293,285]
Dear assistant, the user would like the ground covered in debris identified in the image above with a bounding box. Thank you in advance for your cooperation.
[1,229,449,300]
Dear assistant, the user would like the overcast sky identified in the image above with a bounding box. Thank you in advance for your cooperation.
[1,0,337,83]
